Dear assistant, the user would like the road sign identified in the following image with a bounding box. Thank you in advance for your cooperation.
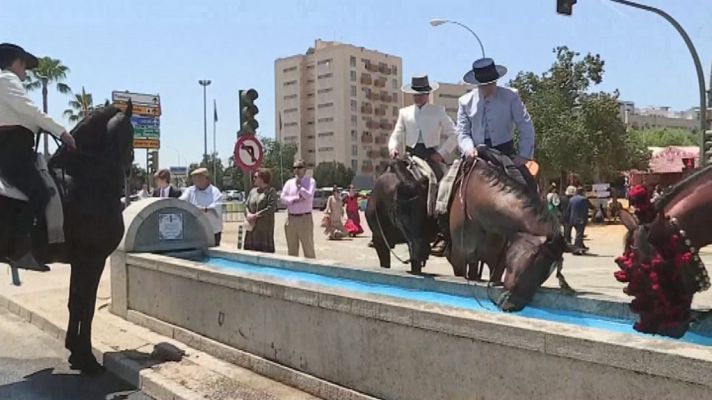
[134,138,160,149]
[169,166,188,177]
[114,101,161,116]
[134,126,160,138]
[112,91,161,107]
[131,116,160,128]
[234,135,264,172]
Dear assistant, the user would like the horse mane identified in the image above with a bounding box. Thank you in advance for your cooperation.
[387,160,424,195]
[477,162,560,235]
[70,105,121,142]
[654,165,712,212]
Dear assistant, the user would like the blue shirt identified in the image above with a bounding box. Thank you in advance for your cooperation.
[568,194,591,225]
[456,86,535,158]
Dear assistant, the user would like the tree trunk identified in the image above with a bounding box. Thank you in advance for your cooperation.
[42,80,49,156]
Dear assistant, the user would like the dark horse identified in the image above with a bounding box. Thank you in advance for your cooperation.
[366,159,438,274]
[0,103,134,372]
[616,167,712,338]
[447,158,570,311]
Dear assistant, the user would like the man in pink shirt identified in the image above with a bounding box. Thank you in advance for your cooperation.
[280,159,316,258]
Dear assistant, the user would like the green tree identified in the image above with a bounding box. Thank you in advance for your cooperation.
[509,46,649,183]
[222,155,246,191]
[189,153,225,190]
[313,161,355,187]
[62,87,93,123]
[24,57,72,154]
[129,163,147,192]
[630,128,697,147]
[260,137,297,189]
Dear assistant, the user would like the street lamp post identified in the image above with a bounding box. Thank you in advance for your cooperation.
[198,80,212,160]
[607,0,708,166]
[430,19,486,58]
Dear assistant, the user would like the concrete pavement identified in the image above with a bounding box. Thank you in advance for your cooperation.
[0,263,321,400]
[221,210,712,309]
[0,307,152,400]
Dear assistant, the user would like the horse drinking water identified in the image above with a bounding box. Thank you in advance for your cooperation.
[0,102,134,373]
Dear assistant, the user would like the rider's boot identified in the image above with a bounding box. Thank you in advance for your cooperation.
[430,213,451,257]
[10,235,49,272]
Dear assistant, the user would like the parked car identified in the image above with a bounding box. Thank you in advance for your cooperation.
[313,188,331,210]
[224,190,244,202]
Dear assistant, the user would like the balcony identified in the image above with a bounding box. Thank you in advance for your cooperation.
[380,121,393,130]
[380,93,392,102]
[365,63,379,73]
[361,106,373,115]
[366,120,380,130]
[374,135,387,145]
[360,74,372,85]
[366,91,378,101]
[374,107,386,117]
[361,134,373,144]
[373,78,386,88]
[379,64,391,75]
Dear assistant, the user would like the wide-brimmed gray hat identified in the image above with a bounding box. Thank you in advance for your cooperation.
[463,57,507,86]
[401,75,439,94]
[0,43,39,69]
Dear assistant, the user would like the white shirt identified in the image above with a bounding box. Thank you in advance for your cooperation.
[180,184,223,233]
[388,103,458,157]
[159,186,170,198]
[0,70,64,137]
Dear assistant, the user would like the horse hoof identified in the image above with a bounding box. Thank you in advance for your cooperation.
[69,354,105,375]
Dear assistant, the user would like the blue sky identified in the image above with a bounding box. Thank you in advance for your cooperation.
[2,0,710,168]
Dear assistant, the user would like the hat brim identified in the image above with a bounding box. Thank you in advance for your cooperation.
[462,65,507,86]
[401,81,439,94]
[23,51,39,70]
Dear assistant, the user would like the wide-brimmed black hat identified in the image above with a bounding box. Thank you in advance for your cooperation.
[463,58,507,86]
[0,43,39,69]
[401,74,439,94]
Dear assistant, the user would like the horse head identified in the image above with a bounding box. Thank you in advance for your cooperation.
[390,160,432,266]
[499,231,568,311]
[50,100,134,180]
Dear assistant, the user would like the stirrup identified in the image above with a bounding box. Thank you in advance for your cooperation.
[10,252,50,272]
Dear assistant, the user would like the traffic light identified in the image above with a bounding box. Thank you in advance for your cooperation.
[557,0,576,15]
[147,150,159,174]
[704,130,712,166]
[682,157,695,171]
[239,89,259,136]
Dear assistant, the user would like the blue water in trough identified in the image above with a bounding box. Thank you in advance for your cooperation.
[205,257,712,346]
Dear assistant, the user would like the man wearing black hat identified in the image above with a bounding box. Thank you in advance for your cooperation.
[456,57,535,162]
[0,43,76,268]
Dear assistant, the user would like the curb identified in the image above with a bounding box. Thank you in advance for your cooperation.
[0,293,199,400]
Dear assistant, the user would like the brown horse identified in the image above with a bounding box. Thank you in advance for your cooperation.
[447,158,571,311]
[616,167,712,337]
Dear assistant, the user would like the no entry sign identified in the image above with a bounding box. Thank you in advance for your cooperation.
[234,135,264,172]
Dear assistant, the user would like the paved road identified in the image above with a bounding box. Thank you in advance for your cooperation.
[0,308,152,400]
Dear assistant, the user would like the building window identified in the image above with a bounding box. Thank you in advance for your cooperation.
[362,160,372,167]
[393,106,399,117]
[392,92,398,103]
[392,78,398,89]
[307,106,315,111]
[350,85,357,97]
[307,135,315,139]
[317,73,333,79]
[284,122,298,127]
[318,131,334,138]
[392,65,398,75]
[351,160,358,170]
[317,88,333,94]
[307,79,315,83]
[318,146,334,152]
[350,56,356,67]
[283,108,298,114]
[350,70,357,82]
[317,117,334,123]
[283,94,297,100]
[283,80,297,86]
[317,102,333,109]
[307,93,314,97]
[351,130,357,141]
[306,64,314,70]
[307,149,315,153]
[282,66,297,73]
[351,115,357,126]
[352,145,358,156]
[317,58,332,65]
[307,121,314,125]
[351,100,357,112]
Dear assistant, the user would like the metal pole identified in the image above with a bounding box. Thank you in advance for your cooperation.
[431,20,485,58]
[41,77,49,156]
[213,105,217,181]
[198,80,211,160]
[610,0,707,165]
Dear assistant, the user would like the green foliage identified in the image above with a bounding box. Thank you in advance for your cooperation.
[24,57,71,99]
[129,163,147,191]
[63,87,94,123]
[260,137,297,189]
[509,46,649,183]
[313,161,356,188]
[630,128,697,147]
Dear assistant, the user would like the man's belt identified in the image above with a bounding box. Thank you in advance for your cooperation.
[289,212,312,217]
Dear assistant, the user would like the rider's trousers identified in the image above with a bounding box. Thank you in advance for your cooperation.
[0,126,50,239]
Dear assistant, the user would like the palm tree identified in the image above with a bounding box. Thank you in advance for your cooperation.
[24,57,71,154]
[63,87,93,123]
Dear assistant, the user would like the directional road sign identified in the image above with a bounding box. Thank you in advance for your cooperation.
[133,139,160,149]
[169,166,188,178]
[112,91,161,106]
[113,90,162,148]
[234,135,264,172]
